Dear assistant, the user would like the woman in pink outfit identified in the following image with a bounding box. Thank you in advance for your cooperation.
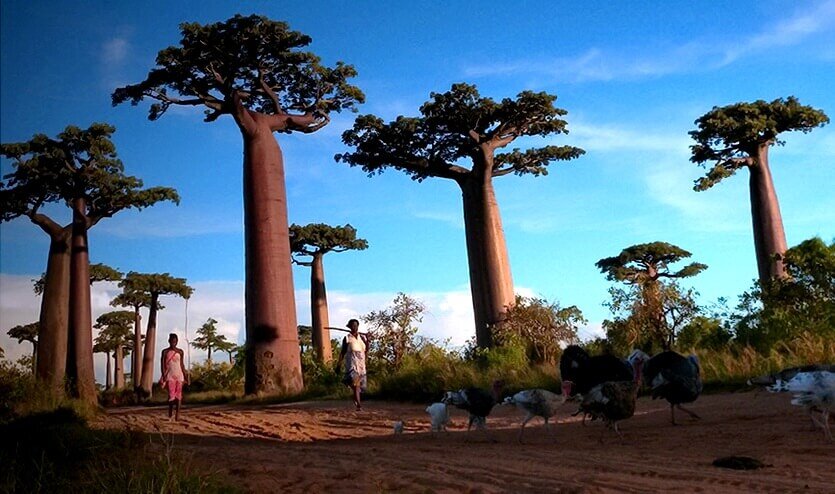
[160,333,189,420]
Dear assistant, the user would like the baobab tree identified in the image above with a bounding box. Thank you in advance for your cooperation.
[1,124,179,402]
[94,311,134,389]
[7,322,39,373]
[290,223,368,363]
[596,242,707,351]
[114,15,364,395]
[192,317,229,364]
[690,97,828,282]
[120,272,193,397]
[110,289,153,388]
[337,83,584,347]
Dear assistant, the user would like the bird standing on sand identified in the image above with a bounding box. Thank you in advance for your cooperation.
[768,370,835,441]
[560,345,634,398]
[629,349,703,425]
[503,388,564,441]
[578,356,644,439]
[442,380,504,431]
[425,402,450,433]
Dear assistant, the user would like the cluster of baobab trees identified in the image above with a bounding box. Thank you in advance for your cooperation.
[2,14,828,401]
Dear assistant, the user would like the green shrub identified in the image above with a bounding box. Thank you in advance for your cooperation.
[188,361,243,393]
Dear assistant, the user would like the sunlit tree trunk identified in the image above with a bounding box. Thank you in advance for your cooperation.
[749,145,788,282]
[69,198,97,404]
[131,309,142,389]
[310,253,332,363]
[240,118,303,395]
[459,158,515,348]
[35,226,71,394]
[139,294,160,396]
[114,345,125,389]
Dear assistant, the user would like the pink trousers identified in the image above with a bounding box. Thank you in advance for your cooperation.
[166,379,183,401]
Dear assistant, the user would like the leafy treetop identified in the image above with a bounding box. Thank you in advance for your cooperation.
[192,317,230,354]
[33,262,122,295]
[7,322,39,345]
[289,223,368,265]
[94,311,135,352]
[111,289,156,311]
[1,124,180,230]
[119,272,193,300]
[689,96,829,191]
[112,14,364,131]
[596,242,707,284]
[336,83,585,183]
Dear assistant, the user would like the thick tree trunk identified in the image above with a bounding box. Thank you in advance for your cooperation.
[114,345,125,389]
[748,146,788,282]
[68,198,97,404]
[36,229,71,394]
[104,350,112,390]
[310,253,332,363]
[242,128,303,395]
[459,169,515,348]
[139,294,159,397]
[131,309,142,389]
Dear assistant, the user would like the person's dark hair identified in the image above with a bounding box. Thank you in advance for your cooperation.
[168,333,178,342]
[347,319,359,328]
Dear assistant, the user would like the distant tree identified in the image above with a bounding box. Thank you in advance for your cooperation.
[689,97,828,282]
[192,318,229,364]
[110,290,154,388]
[733,237,835,351]
[290,223,368,364]
[114,15,364,396]
[215,340,238,365]
[1,124,178,403]
[94,311,134,389]
[120,272,193,397]
[493,295,583,365]
[363,293,426,371]
[597,242,707,351]
[7,322,39,373]
[338,83,584,348]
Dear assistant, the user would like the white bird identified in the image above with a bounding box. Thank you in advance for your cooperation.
[769,370,835,441]
[425,402,450,433]
[502,389,563,441]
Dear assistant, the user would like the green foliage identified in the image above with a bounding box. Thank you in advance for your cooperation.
[731,237,835,351]
[336,82,584,182]
[493,295,582,364]
[289,223,368,263]
[0,407,240,493]
[677,315,733,351]
[111,288,155,311]
[112,14,363,125]
[94,311,134,354]
[89,263,123,284]
[188,361,242,393]
[119,271,193,301]
[690,96,829,190]
[1,124,180,224]
[191,318,229,362]
[362,293,426,371]
[7,322,38,347]
[595,241,707,284]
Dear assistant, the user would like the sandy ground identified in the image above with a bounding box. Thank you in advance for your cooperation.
[95,391,835,493]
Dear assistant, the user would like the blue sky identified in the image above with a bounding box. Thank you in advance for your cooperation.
[1,1,833,380]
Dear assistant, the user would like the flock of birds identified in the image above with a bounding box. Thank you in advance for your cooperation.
[415,345,835,442]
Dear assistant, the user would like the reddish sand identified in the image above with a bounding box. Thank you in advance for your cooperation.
[96,391,834,493]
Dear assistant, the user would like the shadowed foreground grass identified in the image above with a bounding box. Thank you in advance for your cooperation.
[0,407,241,494]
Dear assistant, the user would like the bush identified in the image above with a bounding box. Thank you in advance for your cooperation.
[188,361,243,393]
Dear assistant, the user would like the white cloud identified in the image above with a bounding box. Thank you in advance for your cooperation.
[101,37,129,65]
[463,1,835,82]
[568,122,692,155]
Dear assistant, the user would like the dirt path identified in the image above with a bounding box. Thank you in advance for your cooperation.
[95,391,834,493]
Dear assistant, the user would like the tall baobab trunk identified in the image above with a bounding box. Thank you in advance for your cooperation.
[139,294,160,397]
[459,166,515,348]
[240,119,303,395]
[310,253,332,363]
[34,225,71,394]
[104,350,112,390]
[69,198,97,404]
[131,310,142,388]
[114,345,125,389]
[749,144,788,282]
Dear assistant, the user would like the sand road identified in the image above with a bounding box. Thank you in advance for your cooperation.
[96,391,834,493]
